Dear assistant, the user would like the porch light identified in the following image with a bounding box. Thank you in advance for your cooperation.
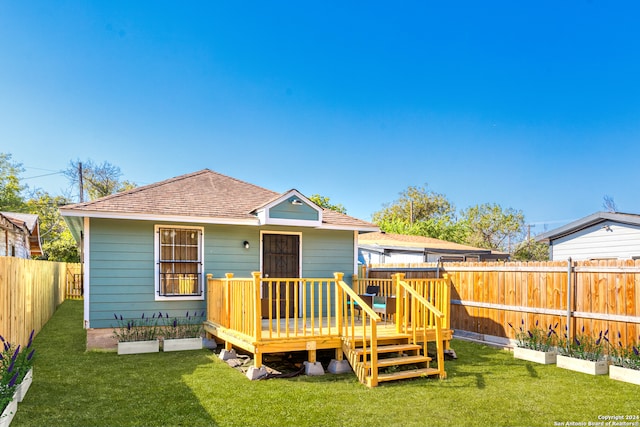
[243,241,250,249]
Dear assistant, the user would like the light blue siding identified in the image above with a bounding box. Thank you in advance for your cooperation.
[270,199,319,221]
[88,219,354,328]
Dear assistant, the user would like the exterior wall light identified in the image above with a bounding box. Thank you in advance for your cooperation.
[243,240,250,249]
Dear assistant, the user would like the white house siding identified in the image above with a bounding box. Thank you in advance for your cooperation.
[359,248,424,265]
[0,227,30,258]
[551,221,640,261]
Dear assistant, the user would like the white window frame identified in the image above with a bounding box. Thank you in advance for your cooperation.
[154,224,205,301]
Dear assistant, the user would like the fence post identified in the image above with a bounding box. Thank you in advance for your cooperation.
[566,258,572,345]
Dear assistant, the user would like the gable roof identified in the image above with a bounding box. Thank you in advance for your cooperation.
[0,211,43,257]
[535,212,640,243]
[60,169,378,233]
[359,232,496,255]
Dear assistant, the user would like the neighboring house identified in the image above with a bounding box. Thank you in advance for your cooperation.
[59,169,378,347]
[536,211,640,261]
[0,211,42,259]
[358,232,508,265]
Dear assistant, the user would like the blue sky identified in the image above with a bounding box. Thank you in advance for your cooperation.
[2,1,639,234]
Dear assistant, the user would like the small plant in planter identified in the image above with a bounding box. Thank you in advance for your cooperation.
[509,319,558,351]
[608,332,640,385]
[508,320,558,364]
[113,313,160,355]
[161,311,205,352]
[3,331,36,403]
[557,327,609,375]
[0,335,20,426]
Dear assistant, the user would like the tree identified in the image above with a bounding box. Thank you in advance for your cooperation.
[603,195,617,213]
[308,194,347,214]
[461,203,525,252]
[372,184,467,241]
[0,153,27,211]
[512,239,549,261]
[25,191,79,262]
[65,159,136,201]
[372,184,455,225]
[376,216,469,243]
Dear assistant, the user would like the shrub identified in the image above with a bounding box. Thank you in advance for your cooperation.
[161,311,205,340]
[508,319,558,352]
[558,326,608,362]
[0,332,34,414]
[112,313,160,342]
[608,332,640,370]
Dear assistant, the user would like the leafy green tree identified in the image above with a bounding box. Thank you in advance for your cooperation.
[512,239,549,261]
[65,159,136,201]
[376,216,469,243]
[25,191,79,262]
[372,184,455,225]
[461,203,525,252]
[372,184,468,242]
[0,153,27,211]
[309,194,347,214]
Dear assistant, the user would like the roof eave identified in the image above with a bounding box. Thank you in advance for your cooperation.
[535,212,640,242]
[59,208,261,226]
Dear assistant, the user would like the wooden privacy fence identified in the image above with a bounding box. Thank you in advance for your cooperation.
[363,260,640,348]
[0,257,79,347]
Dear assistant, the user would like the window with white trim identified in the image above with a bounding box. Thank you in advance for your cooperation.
[155,226,204,299]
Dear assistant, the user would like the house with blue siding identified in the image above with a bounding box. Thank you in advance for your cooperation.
[536,211,640,261]
[60,169,378,349]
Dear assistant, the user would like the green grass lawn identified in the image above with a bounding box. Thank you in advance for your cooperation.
[12,300,639,427]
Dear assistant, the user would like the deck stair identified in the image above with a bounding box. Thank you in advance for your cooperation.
[344,334,442,387]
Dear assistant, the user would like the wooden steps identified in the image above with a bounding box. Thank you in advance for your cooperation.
[354,343,421,356]
[364,354,431,369]
[377,367,441,383]
[344,333,445,387]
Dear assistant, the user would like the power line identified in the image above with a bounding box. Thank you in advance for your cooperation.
[22,171,65,180]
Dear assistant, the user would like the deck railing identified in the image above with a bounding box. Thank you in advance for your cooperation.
[352,277,394,296]
[394,273,448,378]
[206,272,449,383]
[207,273,340,341]
[335,272,381,387]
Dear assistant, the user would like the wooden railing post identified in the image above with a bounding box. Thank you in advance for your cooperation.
[206,274,213,323]
[224,273,233,330]
[442,273,450,331]
[334,272,344,333]
[252,272,262,342]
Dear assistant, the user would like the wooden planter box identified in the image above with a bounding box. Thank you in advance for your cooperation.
[117,339,160,355]
[513,347,557,364]
[163,337,203,352]
[609,365,640,385]
[0,398,17,427]
[557,355,608,375]
[15,368,33,403]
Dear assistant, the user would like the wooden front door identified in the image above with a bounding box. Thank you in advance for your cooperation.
[262,233,300,317]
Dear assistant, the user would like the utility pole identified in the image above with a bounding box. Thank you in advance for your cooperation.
[410,200,414,225]
[78,162,84,203]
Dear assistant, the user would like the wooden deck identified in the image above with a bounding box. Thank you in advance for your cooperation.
[204,273,452,387]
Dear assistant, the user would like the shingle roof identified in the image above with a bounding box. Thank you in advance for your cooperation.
[359,232,493,253]
[60,169,377,230]
[535,211,640,242]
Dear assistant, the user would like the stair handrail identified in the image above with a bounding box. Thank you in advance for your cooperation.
[394,273,447,379]
[334,272,381,386]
